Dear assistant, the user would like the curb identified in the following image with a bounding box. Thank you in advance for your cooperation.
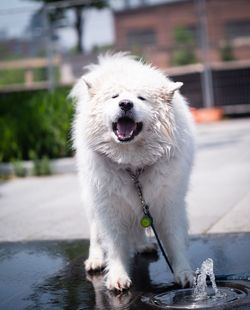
[0,157,77,177]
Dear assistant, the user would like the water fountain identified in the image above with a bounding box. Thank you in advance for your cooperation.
[143,258,249,309]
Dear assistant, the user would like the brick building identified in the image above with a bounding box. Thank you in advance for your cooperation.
[114,0,250,69]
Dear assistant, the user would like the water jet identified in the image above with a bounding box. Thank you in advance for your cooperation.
[142,258,250,309]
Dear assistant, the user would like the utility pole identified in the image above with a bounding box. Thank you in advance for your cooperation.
[43,5,55,91]
[196,0,214,108]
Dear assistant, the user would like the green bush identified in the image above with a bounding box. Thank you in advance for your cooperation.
[172,49,196,66]
[33,156,52,176]
[0,87,74,162]
[174,26,194,45]
[220,43,235,62]
[12,160,27,177]
[0,67,59,86]
[172,26,197,66]
[0,69,25,86]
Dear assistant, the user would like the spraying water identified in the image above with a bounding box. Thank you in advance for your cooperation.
[193,258,220,299]
[144,257,247,308]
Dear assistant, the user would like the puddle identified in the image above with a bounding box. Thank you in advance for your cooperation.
[0,234,250,309]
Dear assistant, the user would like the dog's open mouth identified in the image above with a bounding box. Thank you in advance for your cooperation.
[112,117,143,142]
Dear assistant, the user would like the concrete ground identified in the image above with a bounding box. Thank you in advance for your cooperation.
[0,118,250,241]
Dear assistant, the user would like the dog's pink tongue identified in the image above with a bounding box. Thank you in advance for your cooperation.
[117,118,136,138]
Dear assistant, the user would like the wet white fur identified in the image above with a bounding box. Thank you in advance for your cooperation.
[71,53,195,291]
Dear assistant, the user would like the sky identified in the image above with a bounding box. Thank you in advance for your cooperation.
[0,0,41,38]
[0,0,115,52]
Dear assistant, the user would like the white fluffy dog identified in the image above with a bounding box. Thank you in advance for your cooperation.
[71,53,195,291]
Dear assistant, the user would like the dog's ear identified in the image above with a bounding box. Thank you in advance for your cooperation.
[168,81,183,95]
[83,78,92,90]
[69,77,95,101]
[83,78,97,97]
[165,81,183,103]
[158,81,183,103]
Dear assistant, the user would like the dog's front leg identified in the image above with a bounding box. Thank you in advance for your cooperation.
[85,221,105,272]
[104,230,132,291]
[156,203,194,287]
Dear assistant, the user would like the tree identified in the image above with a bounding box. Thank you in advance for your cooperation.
[72,0,108,52]
[29,0,109,53]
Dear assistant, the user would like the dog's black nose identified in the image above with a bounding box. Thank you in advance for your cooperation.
[119,100,134,112]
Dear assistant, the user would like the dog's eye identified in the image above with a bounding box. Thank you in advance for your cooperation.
[112,94,119,99]
[138,96,146,101]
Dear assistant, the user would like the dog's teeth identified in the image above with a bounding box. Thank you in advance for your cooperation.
[128,130,133,137]
[117,130,133,140]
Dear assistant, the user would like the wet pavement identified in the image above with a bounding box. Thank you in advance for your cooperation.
[0,233,250,310]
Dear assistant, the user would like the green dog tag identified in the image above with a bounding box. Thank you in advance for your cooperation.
[140,215,152,228]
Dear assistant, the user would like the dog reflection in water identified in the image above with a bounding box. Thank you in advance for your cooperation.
[86,251,159,308]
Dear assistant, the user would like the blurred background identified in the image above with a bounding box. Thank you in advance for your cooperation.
[0,0,250,166]
[0,0,250,165]
[0,0,250,240]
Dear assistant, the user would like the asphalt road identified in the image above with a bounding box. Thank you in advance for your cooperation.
[0,119,250,241]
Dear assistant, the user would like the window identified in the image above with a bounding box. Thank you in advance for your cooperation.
[225,20,250,40]
[126,29,156,47]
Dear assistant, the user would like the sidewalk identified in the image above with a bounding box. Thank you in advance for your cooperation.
[0,119,250,241]
[187,118,250,234]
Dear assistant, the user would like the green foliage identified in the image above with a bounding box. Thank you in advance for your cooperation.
[0,67,59,86]
[174,26,194,45]
[33,68,47,82]
[12,160,27,177]
[32,156,52,176]
[0,87,74,162]
[29,150,51,176]
[172,26,197,66]
[220,43,235,62]
[172,49,196,66]
[0,69,25,86]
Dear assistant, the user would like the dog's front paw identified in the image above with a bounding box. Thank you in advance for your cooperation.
[105,272,132,291]
[175,269,194,288]
[84,257,105,272]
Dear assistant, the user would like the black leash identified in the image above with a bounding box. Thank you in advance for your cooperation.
[126,168,174,274]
